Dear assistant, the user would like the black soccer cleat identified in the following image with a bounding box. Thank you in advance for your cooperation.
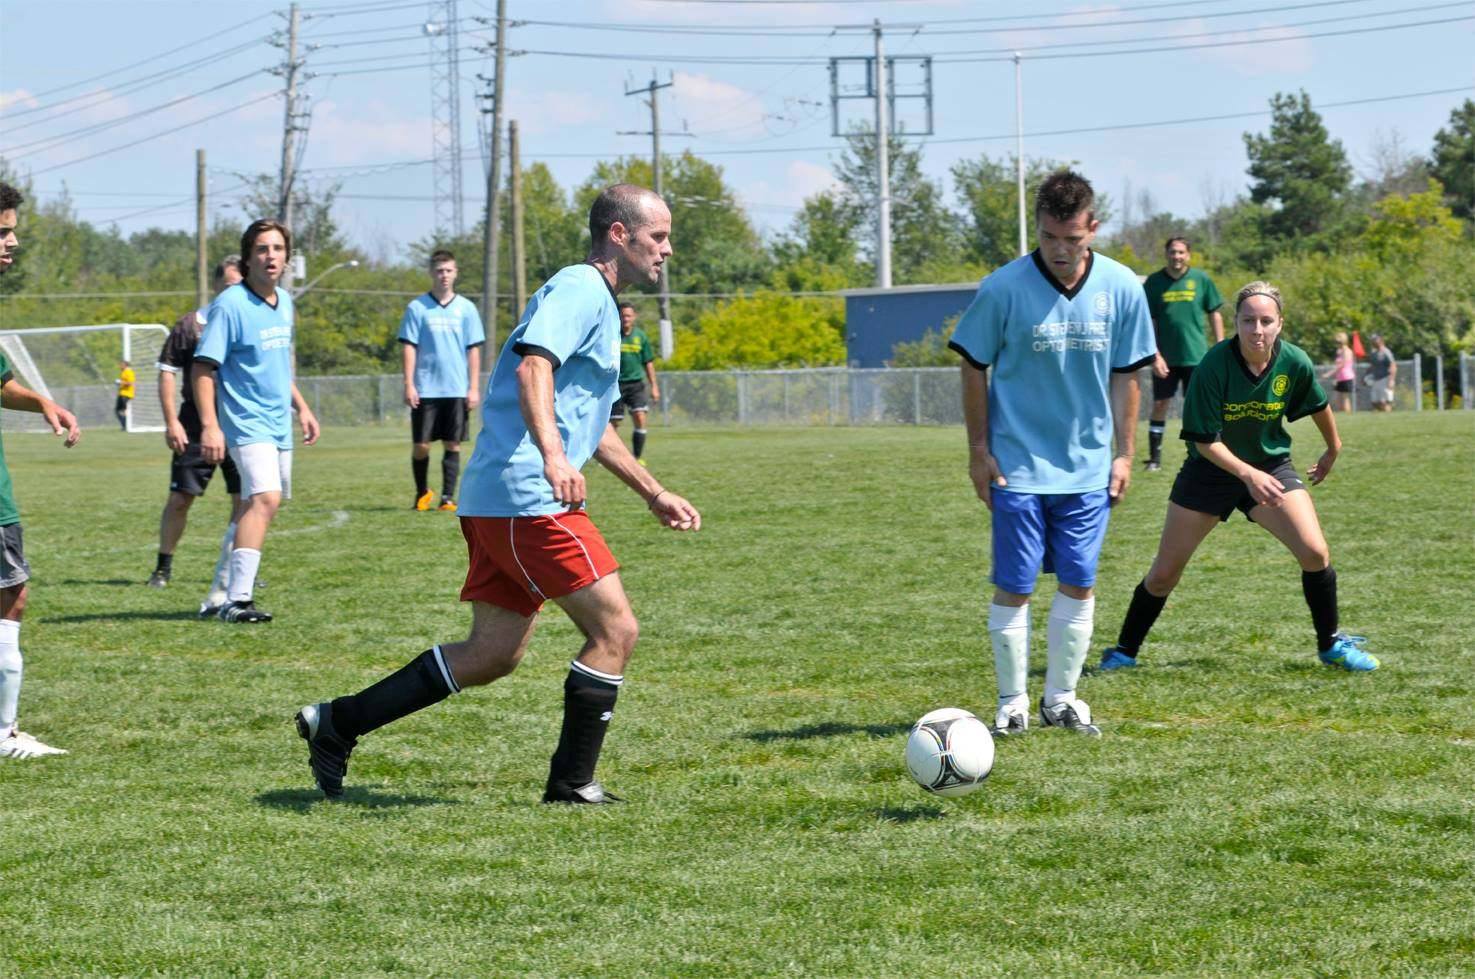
[217,600,272,623]
[146,570,170,589]
[295,702,357,799]
[1039,697,1102,737]
[542,780,624,805]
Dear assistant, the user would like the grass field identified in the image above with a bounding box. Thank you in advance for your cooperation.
[2,412,1473,976]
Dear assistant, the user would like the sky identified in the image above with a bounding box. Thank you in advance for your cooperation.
[2,0,1472,269]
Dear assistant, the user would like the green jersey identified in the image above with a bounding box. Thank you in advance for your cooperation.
[1143,267,1223,367]
[0,352,16,526]
[1180,337,1327,467]
[618,326,654,383]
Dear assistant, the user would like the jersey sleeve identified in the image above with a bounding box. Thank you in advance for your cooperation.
[0,350,12,386]
[1285,352,1329,421]
[194,297,234,366]
[1111,278,1158,372]
[463,302,486,348]
[397,302,421,346]
[514,277,603,368]
[947,281,1001,370]
[157,315,195,372]
[1179,358,1226,444]
[1201,273,1224,312]
[640,331,654,364]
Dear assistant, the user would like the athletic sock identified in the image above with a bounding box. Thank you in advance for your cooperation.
[226,547,261,603]
[1148,422,1166,463]
[632,429,647,459]
[441,450,461,500]
[548,661,623,790]
[1044,593,1095,706]
[154,552,174,576]
[988,603,1030,709]
[412,455,430,495]
[1302,566,1339,651]
[330,646,459,740]
[0,620,21,733]
[1115,580,1168,656]
[207,521,237,603]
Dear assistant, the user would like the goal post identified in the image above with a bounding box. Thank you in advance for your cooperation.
[0,323,170,433]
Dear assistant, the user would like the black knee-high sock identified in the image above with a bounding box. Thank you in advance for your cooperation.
[547,662,622,790]
[1116,580,1169,656]
[412,454,430,495]
[632,429,646,459]
[331,647,458,740]
[1148,421,1165,463]
[441,450,461,499]
[155,552,174,575]
[1302,567,1339,651]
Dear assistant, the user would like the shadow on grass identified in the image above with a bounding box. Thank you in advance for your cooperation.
[255,787,455,812]
[46,609,203,624]
[745,720,912,742]
[56,578,136,587]
[873,805,947,823]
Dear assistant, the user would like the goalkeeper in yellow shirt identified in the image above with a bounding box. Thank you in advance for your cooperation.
[115,360,136,431]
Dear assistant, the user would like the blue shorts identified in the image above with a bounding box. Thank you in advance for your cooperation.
[990,489,1111,595]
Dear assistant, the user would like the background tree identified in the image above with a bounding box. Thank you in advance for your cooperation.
[1243,91,1353,247]
[950,154,1070,270]
[1430,98,1475,222]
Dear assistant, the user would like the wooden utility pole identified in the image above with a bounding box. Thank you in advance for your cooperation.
[509,120,526,316]
[195,149,208,310]
[275,2,303,288]
[480,0,507,345]
[873,20,891,288]
[621,72,686,358]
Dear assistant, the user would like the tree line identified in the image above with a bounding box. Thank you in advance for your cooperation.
[1,93,1471,394]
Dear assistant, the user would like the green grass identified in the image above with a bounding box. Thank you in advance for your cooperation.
[2,413,1473,976]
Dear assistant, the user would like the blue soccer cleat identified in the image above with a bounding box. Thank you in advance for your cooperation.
[1099,646,1138,671]
[1318,633,1379,672]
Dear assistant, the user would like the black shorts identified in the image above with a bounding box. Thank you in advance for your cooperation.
[411,398,469,443]
[609,381,649,422]
[1152,365,1195,401]
[0,523,30,589]
[170,439,242,497]
[1333,379,1354,393]
[1170,455,1305,523]
[115,395,131,413]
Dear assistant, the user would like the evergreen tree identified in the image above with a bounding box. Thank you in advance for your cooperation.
[1430,98,1475,221]
[1243,91,1352,246]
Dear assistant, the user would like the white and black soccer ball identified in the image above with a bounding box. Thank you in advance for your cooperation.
[904,707,995,798]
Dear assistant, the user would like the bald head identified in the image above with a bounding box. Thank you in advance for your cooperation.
[589,184,665,245]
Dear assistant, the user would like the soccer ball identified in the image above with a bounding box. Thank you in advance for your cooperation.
[904,707,995,798]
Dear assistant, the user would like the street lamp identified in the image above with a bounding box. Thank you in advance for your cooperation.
[293,259,360,299]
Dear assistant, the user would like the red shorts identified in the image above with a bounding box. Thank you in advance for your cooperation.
[459,511,620,617]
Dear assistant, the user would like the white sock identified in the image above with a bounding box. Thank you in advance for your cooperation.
[989,602,1030,708]
[207,520,238,603]
[0,619,22,733]
[226,547,262,603]
[1044,593,1095,707]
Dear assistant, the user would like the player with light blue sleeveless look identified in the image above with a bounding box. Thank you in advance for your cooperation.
[950,170,1156,738]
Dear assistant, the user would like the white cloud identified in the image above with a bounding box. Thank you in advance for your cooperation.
[303,98,431,162]
[1199,25,1314,76]
[0,89,39,113]
[670,71,768,141]
[504,88,606,136]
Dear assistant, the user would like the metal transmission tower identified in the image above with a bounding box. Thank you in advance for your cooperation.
[426,0,464,237]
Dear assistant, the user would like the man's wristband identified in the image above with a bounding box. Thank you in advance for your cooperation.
[648,490,667,511]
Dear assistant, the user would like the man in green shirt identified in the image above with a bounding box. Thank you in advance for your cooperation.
[1142,237,1223,470]
[0,181,84,761]
[608,302,660,463]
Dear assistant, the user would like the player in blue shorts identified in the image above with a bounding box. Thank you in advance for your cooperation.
[295,185,701,804]
[949,170,1156,737]
[399,249,485,511]
[194,219,321,624]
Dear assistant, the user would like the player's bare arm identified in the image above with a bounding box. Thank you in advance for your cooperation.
[290,383,320,445]
[593,423,699,531]
[158,368,187,453]
[1210,308,1225,343]
[960,361,1004,509]
[0,378,81,447]
[193,368,226,464]
[1197,440,1285,507]
[465,344,482,410]
[401,342,420,408]
[1109,370,1140,503]
[515,353,584,506]
[1305,405,1342,485]
[645,360,660,403]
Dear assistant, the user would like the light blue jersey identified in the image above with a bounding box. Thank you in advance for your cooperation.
[459,264,620,517]
[194,282,297,449]
[950,250,1156,494]
[398,292,485,398]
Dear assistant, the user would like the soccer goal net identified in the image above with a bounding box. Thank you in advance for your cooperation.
[0,323,169,433]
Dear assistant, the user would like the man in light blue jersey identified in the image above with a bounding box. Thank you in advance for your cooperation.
[194,219,321,624]
[400,248,484,511]
[296,184,700,804]
[950,170,1156,738]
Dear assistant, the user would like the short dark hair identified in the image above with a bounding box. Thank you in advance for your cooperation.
[1035,170,1095,223]
[0,181,22,213]
[617,302,636,312]
[241,219,292,263]
[429,249,455,266]
[589,184,659,244]
[1165,236,1191,252]
[212,254,243,282]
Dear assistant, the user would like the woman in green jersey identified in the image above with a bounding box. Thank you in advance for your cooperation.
[1100,281,1379,673]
